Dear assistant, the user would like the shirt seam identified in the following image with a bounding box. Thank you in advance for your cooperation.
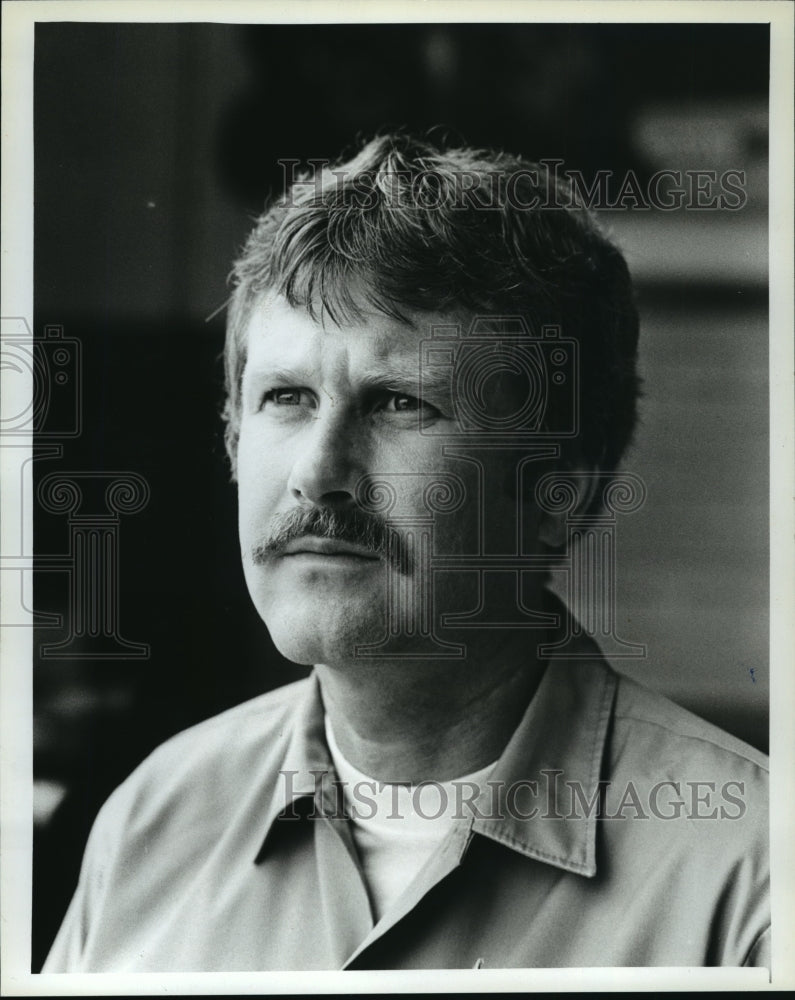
[741,923,771,967]
[470,666,614,875]
[613,708,769,774]
[578,667,615,871]
[476,824,591,874]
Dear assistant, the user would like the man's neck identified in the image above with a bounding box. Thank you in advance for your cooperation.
[315,632,545,783]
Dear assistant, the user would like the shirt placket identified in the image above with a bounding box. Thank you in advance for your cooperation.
[342,819,474,969]
[311,779,375,966]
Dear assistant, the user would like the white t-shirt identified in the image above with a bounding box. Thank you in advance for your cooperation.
[324,715,496,920]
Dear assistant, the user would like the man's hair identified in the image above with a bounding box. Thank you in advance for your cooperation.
[223,132,640,477]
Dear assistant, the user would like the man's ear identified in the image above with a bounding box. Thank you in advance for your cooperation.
[536,467,598,548]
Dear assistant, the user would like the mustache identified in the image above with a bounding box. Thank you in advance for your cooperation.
[251,506,412,573]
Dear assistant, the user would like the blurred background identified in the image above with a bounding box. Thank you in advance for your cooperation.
[31,22,768,970]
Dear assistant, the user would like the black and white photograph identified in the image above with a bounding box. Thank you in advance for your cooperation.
[1,0,793,992]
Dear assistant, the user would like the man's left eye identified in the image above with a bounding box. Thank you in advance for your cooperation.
[388,393,422,413]
[380,391,442,416]
[377,392,444,424]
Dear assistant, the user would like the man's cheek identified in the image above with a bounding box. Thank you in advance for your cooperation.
[238,498,273,558]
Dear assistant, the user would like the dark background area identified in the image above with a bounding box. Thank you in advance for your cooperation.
[32,22,769,970]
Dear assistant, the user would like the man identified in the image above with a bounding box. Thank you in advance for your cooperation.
[44,133,769,971]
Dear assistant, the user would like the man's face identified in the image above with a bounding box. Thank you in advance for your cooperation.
[237,291,548,666]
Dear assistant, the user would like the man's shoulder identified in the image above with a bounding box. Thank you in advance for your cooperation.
[610,670,768,778]
[582,666,769,968]
[149,676,311,765]
[98,677,312,832]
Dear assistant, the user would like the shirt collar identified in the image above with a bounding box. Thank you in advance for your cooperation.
[255,603,617,878]
[254,672,333,862]
[470,638,616,878]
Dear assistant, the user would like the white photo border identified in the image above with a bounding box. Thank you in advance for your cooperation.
[2,0,793,993]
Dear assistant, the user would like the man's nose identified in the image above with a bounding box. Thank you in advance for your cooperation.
[287,410,363,507]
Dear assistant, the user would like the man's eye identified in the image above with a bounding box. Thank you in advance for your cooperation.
[389,393,421,412]
[380,392,442,416]
[262,388,306,408]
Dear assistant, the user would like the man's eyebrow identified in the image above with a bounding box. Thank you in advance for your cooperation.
[360,366,452,397]
[241,364,307,384]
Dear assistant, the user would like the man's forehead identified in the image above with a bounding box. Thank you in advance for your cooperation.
[242,291,466,364]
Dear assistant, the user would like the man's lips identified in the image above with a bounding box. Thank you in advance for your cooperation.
[280,536,382,560]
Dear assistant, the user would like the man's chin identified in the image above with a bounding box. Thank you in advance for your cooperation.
[262,607,388,667]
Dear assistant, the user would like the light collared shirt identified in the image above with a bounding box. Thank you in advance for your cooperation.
[44,637,769,971]
[323,711,498,921]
